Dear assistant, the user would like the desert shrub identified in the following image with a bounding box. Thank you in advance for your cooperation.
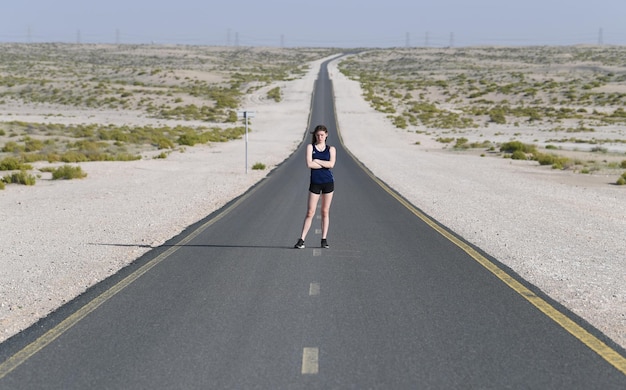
[252,162,266,170]
[0,180,4,190]
[489,108,507,124]
[177,131,200,146]
[616,172,626,185]
[534,153,571,169]
[226,110,238,123]
[436,137,454,144]
[113,153,141,161]
[591,146,608,153]
[4,170,36,185]
[24,138,45,152]
[155,137,175,149]
[500,141,536,154]
[511,150,528,160]
[2,141,25,153]
[267,87,281,102]
[209,126,246,142]
[0,156,32,171]
[621,160,626,169]
[20,152,47,163]
[392,115,408,129]
[453,138,469,149]
[60,151,89,163]
[51,165,87,180]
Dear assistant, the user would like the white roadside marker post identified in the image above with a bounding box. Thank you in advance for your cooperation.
[237,110,255,173]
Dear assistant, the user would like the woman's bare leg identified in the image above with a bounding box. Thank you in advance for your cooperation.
[299,192,320,240]
[320,192,334,239]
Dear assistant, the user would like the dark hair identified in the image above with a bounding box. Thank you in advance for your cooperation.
[311,124,328,144]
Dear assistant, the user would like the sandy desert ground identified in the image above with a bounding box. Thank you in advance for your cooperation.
[1,46,625,354]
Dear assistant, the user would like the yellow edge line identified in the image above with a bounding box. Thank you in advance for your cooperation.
[0,188,256,379]
[341,143,626,376]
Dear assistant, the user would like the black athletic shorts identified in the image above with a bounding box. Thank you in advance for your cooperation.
[309,181,334,194]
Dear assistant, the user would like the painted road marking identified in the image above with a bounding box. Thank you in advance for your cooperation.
[312,249,321,257]
[315,228,321,234]
[342,145,626,375]
[301,347,319,374]
[0,183,262,379]
[309,283,320,296]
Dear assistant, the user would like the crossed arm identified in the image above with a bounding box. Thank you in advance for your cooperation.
[306,144,336,169]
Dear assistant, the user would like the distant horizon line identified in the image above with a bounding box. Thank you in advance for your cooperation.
[0,40,624,50]
[1,27,624,48]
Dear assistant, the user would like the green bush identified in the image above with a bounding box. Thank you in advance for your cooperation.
[392,115,408,129]
[4,171,36,185]
[453,138,469,149]
[534,152,571,168]
[489,108,507,124]
[252,162,266,170]
[155,137,175,149]
[177,131,200,146]
[0,156,32,171]
[25,138,45,152]
[621,160,626,169]
[500,141,536,154]
[511,150,527,160]
[51,165,87,180]
[2,141,25,153]
[616,172,626,185]
[60,151,89,163]
[267,87,281,102]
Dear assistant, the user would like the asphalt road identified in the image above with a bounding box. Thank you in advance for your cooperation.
[1,59,625,389]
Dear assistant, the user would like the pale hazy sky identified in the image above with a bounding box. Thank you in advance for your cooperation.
[2,0,625,47]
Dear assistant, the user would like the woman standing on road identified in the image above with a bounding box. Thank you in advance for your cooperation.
[294,124,336,249]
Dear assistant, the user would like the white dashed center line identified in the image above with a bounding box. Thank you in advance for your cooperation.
[301,347,319,374]
[309,282,320,296]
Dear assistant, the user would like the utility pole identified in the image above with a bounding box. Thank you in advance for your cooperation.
[405,32,410,48]
[449,32,455,48]
[598,28,604,45]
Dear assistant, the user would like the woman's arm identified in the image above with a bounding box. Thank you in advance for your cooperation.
[305,144,323,169]
[312,146,336,169]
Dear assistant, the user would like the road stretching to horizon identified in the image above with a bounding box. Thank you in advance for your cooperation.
[0,59,625,389]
